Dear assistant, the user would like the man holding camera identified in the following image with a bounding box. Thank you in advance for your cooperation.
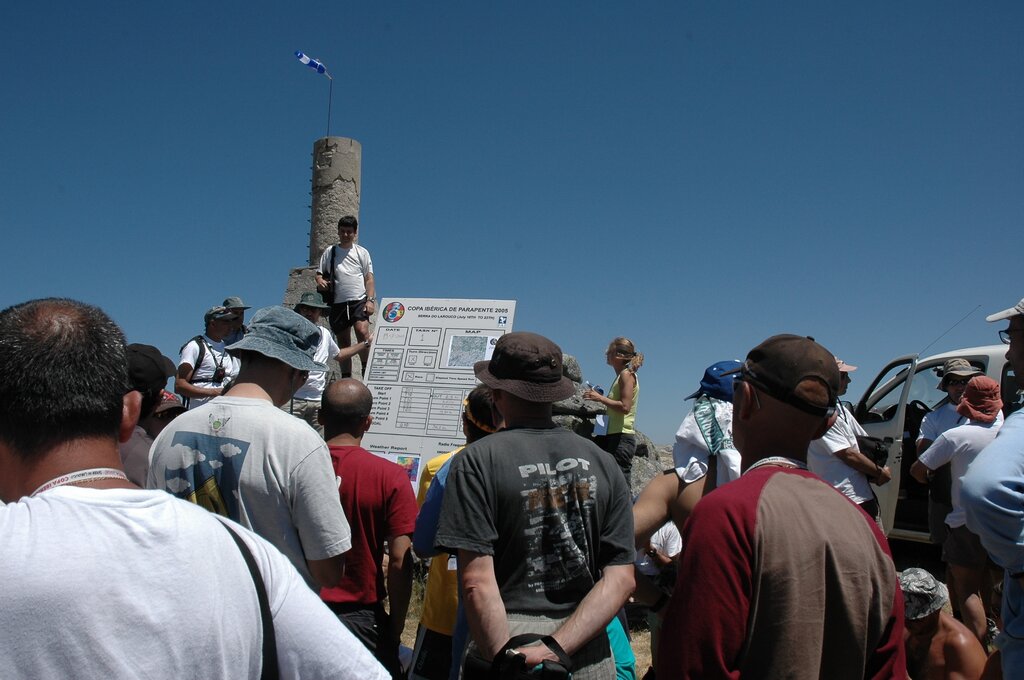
[315,215,376,379]
[175,306,241,410]
[807,356,891,523]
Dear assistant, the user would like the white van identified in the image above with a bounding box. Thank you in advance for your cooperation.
[853,345,1022,542]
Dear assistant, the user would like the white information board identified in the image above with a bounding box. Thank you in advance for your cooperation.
[362,298,516,491]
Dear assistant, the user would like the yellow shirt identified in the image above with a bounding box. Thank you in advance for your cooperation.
[416,448,462,635]
[607,371,639,435]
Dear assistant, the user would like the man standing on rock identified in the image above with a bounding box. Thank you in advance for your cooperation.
[316,215,376,378]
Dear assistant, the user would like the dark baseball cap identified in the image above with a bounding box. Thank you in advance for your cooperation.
[127,344,176,392]
[474,332,575,403]
[727,334,840,418]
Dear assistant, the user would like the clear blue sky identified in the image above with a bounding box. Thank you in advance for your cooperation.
[2,3,1021,444]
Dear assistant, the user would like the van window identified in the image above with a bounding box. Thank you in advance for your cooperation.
[863,360,983,422]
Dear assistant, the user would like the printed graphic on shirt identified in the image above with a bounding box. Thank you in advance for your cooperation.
[160,426,251,519]
[519,459,598,595]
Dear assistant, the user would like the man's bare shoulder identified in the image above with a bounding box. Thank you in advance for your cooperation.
[935,612,987,679]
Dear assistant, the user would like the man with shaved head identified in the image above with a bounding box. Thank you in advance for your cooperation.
[319,379,418,679]
[658,335,906,679]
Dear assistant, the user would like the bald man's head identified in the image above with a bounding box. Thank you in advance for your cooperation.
[320,379,373,439]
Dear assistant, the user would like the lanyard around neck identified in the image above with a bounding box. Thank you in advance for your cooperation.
[31,467,129,497]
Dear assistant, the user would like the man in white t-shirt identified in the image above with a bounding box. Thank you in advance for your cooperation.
[315,215,376,378]
[0,297,387,680]
[285,292,372,435]
[175,305,242,409]
[150,305,352,591]
[912,375,1004,647]
[916,358,983,546]
[808,357,892,521]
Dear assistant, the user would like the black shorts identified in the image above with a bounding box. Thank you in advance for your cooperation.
[327,602,400,676]
[943,524,990,568]
[329,298,369,333]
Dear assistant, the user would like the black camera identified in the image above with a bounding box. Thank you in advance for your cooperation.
[212,366,226,383]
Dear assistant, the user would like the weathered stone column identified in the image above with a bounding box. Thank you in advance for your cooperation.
[308,137,361,266]
[284,137,362,308]
[284,136,369,379]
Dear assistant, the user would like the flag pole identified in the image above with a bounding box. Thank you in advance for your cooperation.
[326,75,333,138]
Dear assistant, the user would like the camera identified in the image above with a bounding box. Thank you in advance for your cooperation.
[212,366,226,383]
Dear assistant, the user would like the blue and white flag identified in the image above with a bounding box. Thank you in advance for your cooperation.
[294,51,331,78]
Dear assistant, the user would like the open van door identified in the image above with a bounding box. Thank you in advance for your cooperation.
[854,354,919,537]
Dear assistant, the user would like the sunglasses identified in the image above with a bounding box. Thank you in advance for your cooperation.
[999,329,1023,345]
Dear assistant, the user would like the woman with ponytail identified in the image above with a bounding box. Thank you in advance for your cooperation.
[584,337,644,485]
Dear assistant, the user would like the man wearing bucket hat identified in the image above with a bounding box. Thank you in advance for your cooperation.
[286,291,372,435]
[222,295,251,344]
[658,335,905,678]
[434,332,635,679]
[149,306,352,590]
[962,296,1024,674]
[912,375,1004,647]
[899,568,987,680]
[917,358,985,547]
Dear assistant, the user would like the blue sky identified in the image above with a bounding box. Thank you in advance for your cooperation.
[2,3,1021,444]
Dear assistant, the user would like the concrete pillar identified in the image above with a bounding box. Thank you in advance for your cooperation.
[308,136,361,266]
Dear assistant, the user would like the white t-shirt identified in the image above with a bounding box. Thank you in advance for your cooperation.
[0,488,387,680]
[635,521,683,577]
[319,243,373,304]
[179,334,240,409]
[807,404,874,504]
[918,402,1004,448]
[672,398,741,485]
[917,402,966,444]
[293,327,340,401]
[147,396,351,589]
[919,419,1003,527]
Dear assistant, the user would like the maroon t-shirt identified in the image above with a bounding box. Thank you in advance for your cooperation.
[659,466,906,679]
[320,445,418,606]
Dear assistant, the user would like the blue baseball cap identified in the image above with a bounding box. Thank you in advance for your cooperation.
[686,360,743,401]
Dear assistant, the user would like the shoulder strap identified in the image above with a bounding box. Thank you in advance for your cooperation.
[185,336,207,385]
[220,522,279,680]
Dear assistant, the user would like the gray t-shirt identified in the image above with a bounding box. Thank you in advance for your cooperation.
[434,427,635,614]
[148,396,351,589]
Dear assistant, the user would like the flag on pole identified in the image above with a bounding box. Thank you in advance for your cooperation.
[295,51,332,79]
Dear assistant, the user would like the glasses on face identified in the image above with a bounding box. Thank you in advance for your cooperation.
[999,329,1024,345]
[946,378,969,387]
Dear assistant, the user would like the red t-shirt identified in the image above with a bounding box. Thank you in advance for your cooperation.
[320,445,418,606]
